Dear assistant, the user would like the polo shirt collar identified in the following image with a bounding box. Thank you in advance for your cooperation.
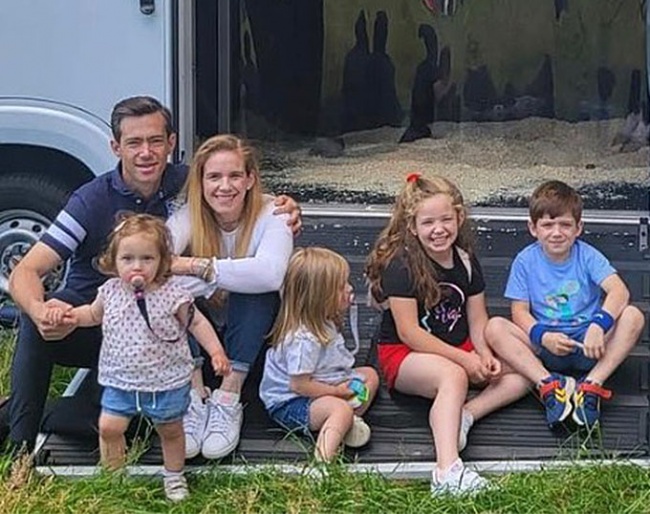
[110,162,180,200]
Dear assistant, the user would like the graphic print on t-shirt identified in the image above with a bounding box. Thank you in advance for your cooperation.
[421,282,465,334]
[542,279,588,326]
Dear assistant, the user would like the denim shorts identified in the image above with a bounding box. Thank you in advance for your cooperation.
[538,325,597,374]
[269,397,313,437]
[101,383,191,425]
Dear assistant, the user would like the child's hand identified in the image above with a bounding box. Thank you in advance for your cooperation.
[462,352,489,383]
[480,353,502,379]
[39,300,75,339]
[44,305,66,326]
[335,381,355,400]
[582,325,606,360]
[541,332,575,356]
[210,350,231,376]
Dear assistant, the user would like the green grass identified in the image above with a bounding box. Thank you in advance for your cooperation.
[0,459,649,513]
[1,329,650,513]
[0,329,75,398]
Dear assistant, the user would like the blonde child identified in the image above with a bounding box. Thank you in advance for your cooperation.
[259,247,379,462]
[365,173,530,495]
[46,214,230,502]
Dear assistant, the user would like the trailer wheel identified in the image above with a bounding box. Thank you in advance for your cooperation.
[0,174,71,300]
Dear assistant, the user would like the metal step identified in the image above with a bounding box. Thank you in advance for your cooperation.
[36,206,650,469]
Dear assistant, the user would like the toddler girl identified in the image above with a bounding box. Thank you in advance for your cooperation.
[47,214,230,501]
[260,247,379,461]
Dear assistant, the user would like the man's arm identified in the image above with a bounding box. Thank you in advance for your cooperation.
[8,242,72,339]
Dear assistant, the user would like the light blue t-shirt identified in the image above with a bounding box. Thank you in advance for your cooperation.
[505,240,615,335]
[260,324,361,412]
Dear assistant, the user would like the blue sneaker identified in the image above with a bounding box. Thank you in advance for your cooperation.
[538,374,576,428]
[572,380,612,428]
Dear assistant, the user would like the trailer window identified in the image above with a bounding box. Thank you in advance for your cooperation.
[221,1,650,210]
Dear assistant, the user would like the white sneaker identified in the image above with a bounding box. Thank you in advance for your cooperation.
[183,388,208,459]
[458,409,475,452]
[164,474,189,502]
[343,415,371,448]
[202,389,243,459]
[430,458,490,496]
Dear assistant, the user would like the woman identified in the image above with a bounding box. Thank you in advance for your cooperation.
[167,134,295,460]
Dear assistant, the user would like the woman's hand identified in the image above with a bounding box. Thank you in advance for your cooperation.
[171,256,213,281]
[273,195,302,236]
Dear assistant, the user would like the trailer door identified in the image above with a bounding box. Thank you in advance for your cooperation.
[0,0,174,132]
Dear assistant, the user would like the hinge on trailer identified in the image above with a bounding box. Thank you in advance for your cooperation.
[640,217,648,252]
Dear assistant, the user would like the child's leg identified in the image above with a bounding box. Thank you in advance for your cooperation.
[586,305,645,384]
[463,363,531,421]
[156,420,186,473]
[352,366,379,416]
[394,352,468,473]
[485,317,550,384]
[98,413,130,470]
[309,396,354,462]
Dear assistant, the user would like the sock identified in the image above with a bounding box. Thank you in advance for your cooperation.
[162,468,184,479]
[462,409,475,427]
[436,458,462,481]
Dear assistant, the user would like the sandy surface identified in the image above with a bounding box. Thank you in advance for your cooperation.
[260,118,650,208]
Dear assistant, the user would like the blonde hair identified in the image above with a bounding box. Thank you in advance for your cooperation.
[185,134,264,260]
[270,247,350,347]
[365,175,473,309]
[98,213,173,284]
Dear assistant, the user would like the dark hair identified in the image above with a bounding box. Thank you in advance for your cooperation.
[98,213,173,284]
[110,96,174,141]
[529,180,583,224]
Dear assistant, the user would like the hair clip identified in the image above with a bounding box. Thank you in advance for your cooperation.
[406,172,421,183]
[113,219,127,234]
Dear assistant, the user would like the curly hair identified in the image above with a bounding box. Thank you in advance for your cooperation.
[98,213,173,284]
[365,175,473,310]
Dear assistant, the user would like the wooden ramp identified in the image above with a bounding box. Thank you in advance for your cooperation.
[36,206,650,473]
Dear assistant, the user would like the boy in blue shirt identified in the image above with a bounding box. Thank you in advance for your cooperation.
[485,180,644,429]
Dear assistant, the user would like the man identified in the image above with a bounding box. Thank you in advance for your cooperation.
[7,95,299,452]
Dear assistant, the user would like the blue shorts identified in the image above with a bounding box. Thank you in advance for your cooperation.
[268,397,313,437]
[101,383,191,425]
[538,325,597,374]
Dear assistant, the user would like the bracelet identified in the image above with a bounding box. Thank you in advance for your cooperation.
[591,308,614,332]
[189,258,214,282]
[529,323,549,347]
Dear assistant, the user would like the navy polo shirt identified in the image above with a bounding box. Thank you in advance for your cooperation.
[41,162,188,302]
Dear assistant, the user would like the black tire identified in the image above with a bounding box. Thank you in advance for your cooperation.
[0,174,72,299]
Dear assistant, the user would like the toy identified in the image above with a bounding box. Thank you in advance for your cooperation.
[348,378,369,408]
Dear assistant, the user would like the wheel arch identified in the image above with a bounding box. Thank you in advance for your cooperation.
[0,144,94,192]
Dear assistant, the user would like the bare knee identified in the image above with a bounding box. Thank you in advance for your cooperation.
[98,417,127,441]
[619,305,645,336]
[485,317,513,344]
[156,420,184,441]
[357,366,380,393]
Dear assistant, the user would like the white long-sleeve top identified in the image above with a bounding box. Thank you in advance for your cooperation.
[166,200,293,297]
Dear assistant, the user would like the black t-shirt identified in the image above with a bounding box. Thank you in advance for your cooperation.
[377,247,485,346]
